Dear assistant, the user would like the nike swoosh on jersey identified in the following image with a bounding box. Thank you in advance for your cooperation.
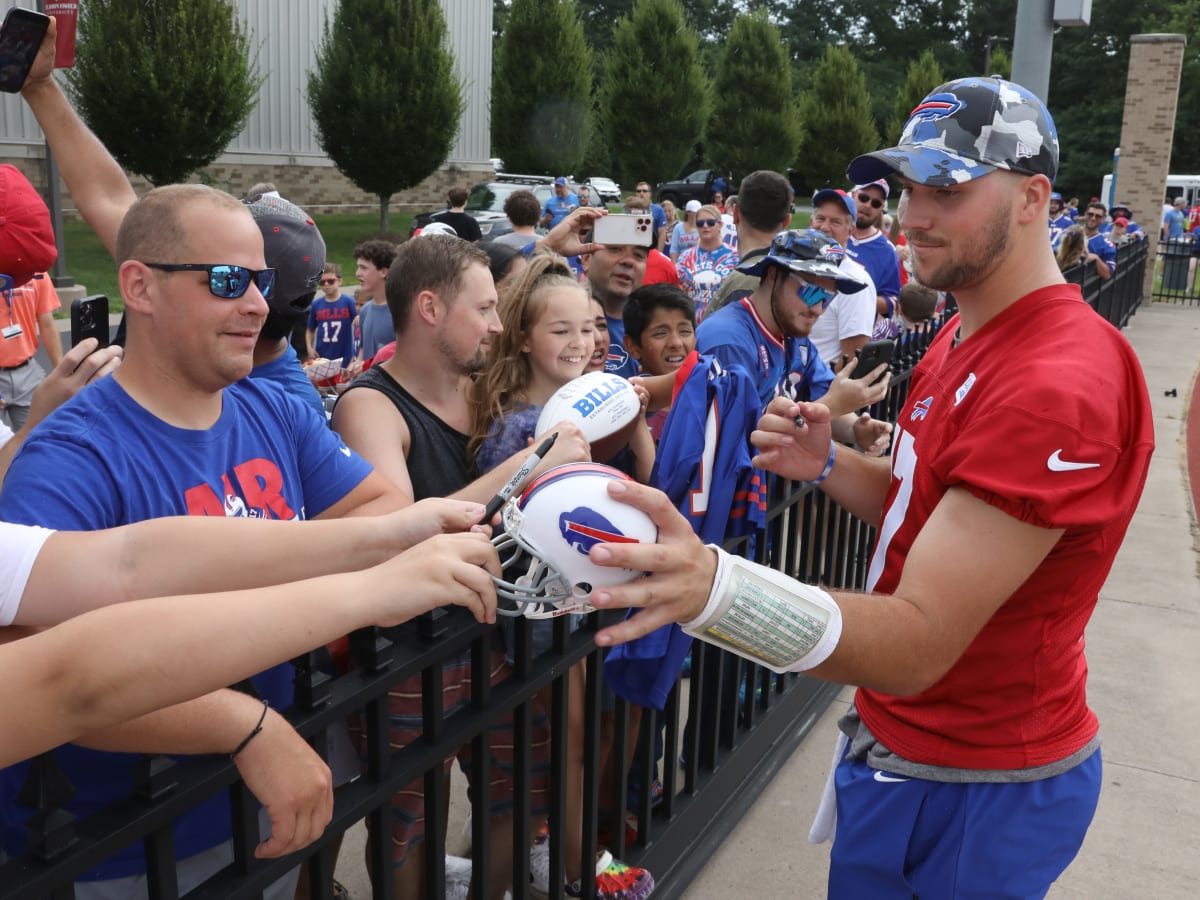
[1047,449,1100,472]
[872,771,909,783]
[339,445,352,457]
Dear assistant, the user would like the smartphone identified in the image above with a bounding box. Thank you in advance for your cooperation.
[71,295,110,348]
[0,8,51,94]
[850,339,895,380]
[592,214,655,248]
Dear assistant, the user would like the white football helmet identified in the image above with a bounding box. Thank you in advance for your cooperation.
[491,462,658,618]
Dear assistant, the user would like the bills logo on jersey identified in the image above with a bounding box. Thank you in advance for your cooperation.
[559,507,640,555]
[908,93,964,124]
[910,396,933,422]
[605,341,630,371]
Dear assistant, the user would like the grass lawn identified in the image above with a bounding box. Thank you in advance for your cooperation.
[55,206,805,315]
[54,210,416,315]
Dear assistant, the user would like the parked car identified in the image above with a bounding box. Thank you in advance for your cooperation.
[409,174,554,238]
[654,169,735,207]
[585,176,621,205]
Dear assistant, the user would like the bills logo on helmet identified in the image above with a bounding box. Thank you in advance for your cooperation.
[559,507,640,555]
[908,93,964,124]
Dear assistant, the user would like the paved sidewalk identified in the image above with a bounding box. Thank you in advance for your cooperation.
[685,301,1200,899]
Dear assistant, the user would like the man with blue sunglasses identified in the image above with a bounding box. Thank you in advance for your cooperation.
[695,229,892,453]
[3,20,410,900]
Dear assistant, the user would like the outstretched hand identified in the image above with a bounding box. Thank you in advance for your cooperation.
[375,532,501,626]
[588,479,718,646]
[381,497,491,548]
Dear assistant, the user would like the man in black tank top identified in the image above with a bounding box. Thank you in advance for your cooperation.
[331,234,590,899]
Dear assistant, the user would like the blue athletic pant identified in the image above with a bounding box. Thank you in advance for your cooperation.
[828,749,1102,899]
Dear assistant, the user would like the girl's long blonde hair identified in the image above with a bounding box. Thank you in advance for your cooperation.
[466,252,587,465]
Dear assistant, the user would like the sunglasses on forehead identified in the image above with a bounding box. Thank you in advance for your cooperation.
[143,263,277,300]
[856,192,885,210]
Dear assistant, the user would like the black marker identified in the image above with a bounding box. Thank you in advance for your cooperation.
[483,432,559,523]
[794,413,806,429]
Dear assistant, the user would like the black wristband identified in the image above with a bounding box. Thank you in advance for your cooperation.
[230,698,270,759]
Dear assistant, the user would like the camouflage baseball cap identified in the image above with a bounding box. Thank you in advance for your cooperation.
[847,76,1058,188]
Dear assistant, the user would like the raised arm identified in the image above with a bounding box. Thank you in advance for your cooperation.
[20,16,138,256]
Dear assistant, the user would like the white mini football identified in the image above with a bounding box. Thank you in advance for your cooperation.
[536,372,642,447]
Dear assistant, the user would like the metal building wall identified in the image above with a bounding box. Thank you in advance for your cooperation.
[0,0,492,167]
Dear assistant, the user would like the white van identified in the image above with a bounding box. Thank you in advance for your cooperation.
[1101,172,1200,212]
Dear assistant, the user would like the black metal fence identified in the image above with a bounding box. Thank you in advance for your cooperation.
[1064,238,1148,324]
[1148,236,1197,306]
[0,273,1144,900]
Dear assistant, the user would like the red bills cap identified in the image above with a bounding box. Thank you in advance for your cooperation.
[0,165,57,289]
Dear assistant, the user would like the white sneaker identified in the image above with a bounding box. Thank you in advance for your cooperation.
[445,853,514,900]
[445,854,473,900]
[529,837,551,895]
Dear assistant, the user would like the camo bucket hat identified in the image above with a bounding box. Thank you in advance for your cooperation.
[737,229,867,295]
[847,76,1058,188]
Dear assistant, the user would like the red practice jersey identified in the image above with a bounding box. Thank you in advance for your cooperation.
[857,284,1154,770]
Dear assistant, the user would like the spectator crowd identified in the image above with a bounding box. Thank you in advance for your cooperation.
[0,20,1156,900]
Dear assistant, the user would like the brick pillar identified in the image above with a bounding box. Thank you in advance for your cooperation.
[1117,34,1186,302]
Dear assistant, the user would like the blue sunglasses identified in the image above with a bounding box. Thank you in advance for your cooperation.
[143,263,277,300]
[791,275,833,307]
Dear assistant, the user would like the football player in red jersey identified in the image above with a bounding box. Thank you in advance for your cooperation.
[586,77,1154,899]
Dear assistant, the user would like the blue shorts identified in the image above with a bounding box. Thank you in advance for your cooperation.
[829,749,1102,900]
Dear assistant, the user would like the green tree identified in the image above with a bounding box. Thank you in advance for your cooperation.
[885,49,945,145]
[492,0,593,175]
[308,0,463,230]
[986,45,1012,80]
[1147,0,1200,175]
[599,0,709,186]
[794,45,879,193]
[66,0,261,186]
[576,0,636,58]
[706,12,801,179]
[1047,0,1174,200]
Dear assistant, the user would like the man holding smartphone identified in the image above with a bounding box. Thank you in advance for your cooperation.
[695,229,891,453]
[5,20,410,899]
[0,165,62,431]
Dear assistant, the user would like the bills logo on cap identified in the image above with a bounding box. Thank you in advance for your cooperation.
[818,242,844,263]
[908,93,964,124]
[559,507,640,555]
